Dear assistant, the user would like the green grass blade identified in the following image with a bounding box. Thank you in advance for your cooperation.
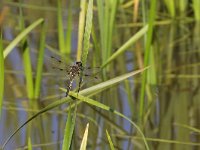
[62,105,72,150]
[79,123,89,150]
[57,0,66,54]
[70,103,77,148]
[3,18,44,58]
[65,1,73,56]
[69,92,150,150]
[96,0,118,70]
[22,44,34,99]
[106,130,115,150]
[192,0,200,21]
[81,0,93,66]
[71,67,149,96]
[96,0,105,60]
[174,123,200,134]
[105,0,118,59]
[178,0,188,13]
[28,137,32,150]
[0,32,4,117]
[34,22,46,99]
[77,0,87,61]
[62,101,77,150]
[163,0,175,17]
[101,25,148,68]
[147,47,157,85]
[139,0,157,123]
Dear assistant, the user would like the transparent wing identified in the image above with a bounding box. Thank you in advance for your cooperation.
[83,66,101,75]
[48,56,74,79]
[50,56,72,72]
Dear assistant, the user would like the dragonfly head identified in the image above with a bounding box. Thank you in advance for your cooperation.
[76,61,83,67]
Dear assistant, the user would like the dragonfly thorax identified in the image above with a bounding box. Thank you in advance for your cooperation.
[68,61,83,78]
[75,61,83,68]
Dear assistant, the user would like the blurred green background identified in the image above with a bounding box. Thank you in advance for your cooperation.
[0,0,200,150]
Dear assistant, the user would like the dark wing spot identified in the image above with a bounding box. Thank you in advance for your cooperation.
[51,56,62,63]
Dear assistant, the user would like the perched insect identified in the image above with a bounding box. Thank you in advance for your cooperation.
[50,56,99,97]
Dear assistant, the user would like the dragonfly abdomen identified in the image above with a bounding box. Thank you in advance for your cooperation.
[65,72,79,97]
[66,79,73,97]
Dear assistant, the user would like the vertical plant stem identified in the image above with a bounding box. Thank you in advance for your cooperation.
[77,0,87,61]
[81,0,93,66]
[139,0,157,123]
[23,44,34,100]
[65,0,72,56]
[34,22,46,99]
[57,0,66,54]
[192,0,200,21]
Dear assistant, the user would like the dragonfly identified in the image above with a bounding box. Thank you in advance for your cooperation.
[50,56,100,97]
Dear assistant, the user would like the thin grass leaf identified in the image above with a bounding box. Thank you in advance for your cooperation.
[65,1,72,56]
[192,0,200,21]
[69,92,150,150]
[0,32,4,117]
[106,0,118,59]
[23,45,34,99]
[69,102,77,148]
[101,25,148,68]
[178,0,188,13]
[106,130,115,150]
[81,0,93,67]
[164,0,175,17]
[118,136,200,146]
[139,0,157,122]
[77,0,87,61]
[81,67,149,95]
[62,100,77,150]
[96,0,105,60]
[34,22,46,99]
[147,46,157,85]
[96,0,118,73]
[3,18,43,58]
[174,123,200,134]
[97,0,113,65]
[57,0,66,54]
[102,0,108,61]
[1,98,72,149]
[18,7,35,147]
[79,123,89,150]
[62,104,72,150]
[28,137,32,150]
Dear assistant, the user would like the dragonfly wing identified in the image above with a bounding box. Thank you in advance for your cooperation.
[83,66,101,74]
[50,56,71,69]
[49,56,72,78]
[80,72,101,84]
